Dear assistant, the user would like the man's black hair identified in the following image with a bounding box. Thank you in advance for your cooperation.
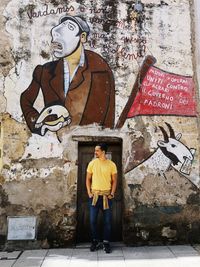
[97,143,108,153]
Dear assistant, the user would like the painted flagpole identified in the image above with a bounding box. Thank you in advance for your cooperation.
[115,55,156,129]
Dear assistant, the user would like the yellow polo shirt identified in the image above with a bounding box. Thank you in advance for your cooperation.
[87,158,117,191]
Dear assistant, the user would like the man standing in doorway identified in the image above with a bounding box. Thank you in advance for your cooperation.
[86,143,117,253]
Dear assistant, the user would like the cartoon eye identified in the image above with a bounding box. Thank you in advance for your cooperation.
[68,23,75,31]
[171,144,176,148]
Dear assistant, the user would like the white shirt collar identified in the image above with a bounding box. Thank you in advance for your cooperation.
[63,47,85,96]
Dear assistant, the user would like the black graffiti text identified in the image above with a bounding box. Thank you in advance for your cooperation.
[121,36,146,45]
[27,4,75,19]
[89,8,104,14]
[89,17,104,24]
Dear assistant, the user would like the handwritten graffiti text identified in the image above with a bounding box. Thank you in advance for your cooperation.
[27,4,75,19]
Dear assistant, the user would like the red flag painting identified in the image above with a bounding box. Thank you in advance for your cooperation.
[127,66,197,118]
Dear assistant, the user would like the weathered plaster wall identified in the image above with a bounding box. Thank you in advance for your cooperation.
[194,0,200,89]
[0,0,199,248]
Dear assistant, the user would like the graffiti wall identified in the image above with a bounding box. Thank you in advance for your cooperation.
[0,0,199,247]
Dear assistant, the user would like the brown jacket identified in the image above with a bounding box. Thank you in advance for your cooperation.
[20,50,115,134]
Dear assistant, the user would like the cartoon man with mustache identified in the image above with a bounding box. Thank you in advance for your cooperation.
[20,15,115,136]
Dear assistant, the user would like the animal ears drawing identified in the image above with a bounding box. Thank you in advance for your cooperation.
[157,122,194,169]
[158,122,182,143]
[175,133,182,140]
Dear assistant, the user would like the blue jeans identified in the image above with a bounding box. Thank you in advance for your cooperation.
[89,196,112,242]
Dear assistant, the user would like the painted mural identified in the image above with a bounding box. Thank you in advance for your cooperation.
[116,56,197,128]
[0,0,200,247]
[4,2,198,188]
[116,56,198,187]
[20,15,115,136]
[126,122,197,187]
[128,67,196,117]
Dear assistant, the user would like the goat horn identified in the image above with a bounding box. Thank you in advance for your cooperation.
[159,126,169,142]
[165,122,175,138]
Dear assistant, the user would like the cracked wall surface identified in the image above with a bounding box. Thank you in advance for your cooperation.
[0,0,200,248]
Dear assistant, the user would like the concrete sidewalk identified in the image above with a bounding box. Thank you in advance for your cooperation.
[1,244,200,267]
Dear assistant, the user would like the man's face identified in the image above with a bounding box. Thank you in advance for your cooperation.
[51,19,80,58]
[94,146,104,158]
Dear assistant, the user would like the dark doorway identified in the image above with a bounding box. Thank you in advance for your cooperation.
[76,141,123,243]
